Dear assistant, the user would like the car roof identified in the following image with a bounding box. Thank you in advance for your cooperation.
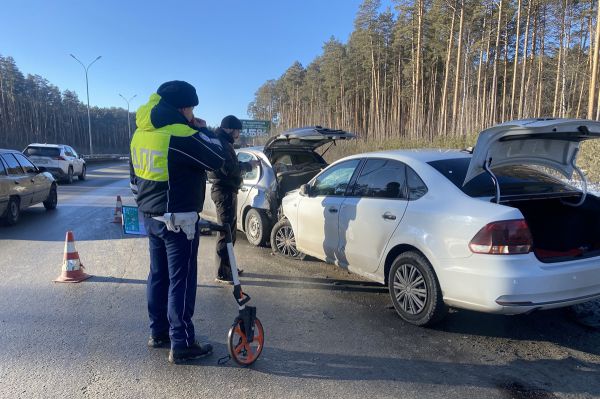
[26,143,64,148]
[339,149,471,164]
[0,148,21,153]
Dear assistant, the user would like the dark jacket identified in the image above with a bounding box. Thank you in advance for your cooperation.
[130,94,225,215]
[207,128,253,191]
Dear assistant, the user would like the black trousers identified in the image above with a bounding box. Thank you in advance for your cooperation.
[211,187,237,279]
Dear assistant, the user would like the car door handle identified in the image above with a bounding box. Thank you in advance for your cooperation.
[382,212,396,220]
[14,181,19,185]
[328,207,338,213]
[240,187,249,192]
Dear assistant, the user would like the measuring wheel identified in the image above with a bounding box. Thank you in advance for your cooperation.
[227,317,264,366]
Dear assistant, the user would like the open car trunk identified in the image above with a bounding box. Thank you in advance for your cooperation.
[504,195,600,262]
[276,166,323,198]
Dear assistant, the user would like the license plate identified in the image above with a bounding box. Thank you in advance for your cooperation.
[35,159,48,164]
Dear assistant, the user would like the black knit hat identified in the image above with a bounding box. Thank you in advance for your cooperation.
[220,115,243,130]
[157,80,199,108]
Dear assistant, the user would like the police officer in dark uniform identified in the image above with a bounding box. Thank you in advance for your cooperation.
[130,81,225,364]
[208,115,258,283]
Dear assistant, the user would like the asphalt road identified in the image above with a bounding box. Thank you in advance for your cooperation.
[0,162,599,399]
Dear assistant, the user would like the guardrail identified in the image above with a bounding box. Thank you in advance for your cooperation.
[82,154,129,163]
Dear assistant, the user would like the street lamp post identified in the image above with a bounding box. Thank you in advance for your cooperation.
[70,54,101,155]
[119,94,137,141]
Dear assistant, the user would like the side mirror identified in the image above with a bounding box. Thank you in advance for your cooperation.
[299,184,310,197]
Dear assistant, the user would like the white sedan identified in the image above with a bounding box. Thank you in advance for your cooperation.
[272,118,600,326]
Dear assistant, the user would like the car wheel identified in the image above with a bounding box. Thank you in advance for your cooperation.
[66,167,74,184]
[4,197,20,226]
[43,184,58,210]
[78,165,86,181]
[270,218,305,260]
[244,208,269,247]
[388,251,447,326]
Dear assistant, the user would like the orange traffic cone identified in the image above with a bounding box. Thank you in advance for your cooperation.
[54,231,92,283]
[112,195,123,223]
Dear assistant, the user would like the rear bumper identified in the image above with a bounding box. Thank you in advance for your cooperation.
[438,253,600,315]
[45,167,68,178]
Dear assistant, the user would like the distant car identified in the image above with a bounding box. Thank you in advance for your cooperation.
[0,149,57,225]
[201,126,355,246]
[23,143,86,183]
[275,118,600,326]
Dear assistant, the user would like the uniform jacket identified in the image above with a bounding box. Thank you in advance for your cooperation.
[130,94,225,214]
[207,128,253,191]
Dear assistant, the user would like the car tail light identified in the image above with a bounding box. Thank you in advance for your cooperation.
[469,219,532,255]
[54,156,66,160]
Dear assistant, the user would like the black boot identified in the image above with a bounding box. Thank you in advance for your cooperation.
[147,333,170,348]
[168,341,213,364]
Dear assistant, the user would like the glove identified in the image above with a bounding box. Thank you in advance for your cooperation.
[160,212,199,240]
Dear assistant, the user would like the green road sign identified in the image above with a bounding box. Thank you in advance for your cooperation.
[240,120,270,137]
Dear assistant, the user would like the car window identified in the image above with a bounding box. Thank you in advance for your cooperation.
[0,158,6,176]
[237,152,259,181]
[1,154,25,175]
[312,159,360,196]
[428,158,578,198]
[70,147,79,158]
[407,166,428,200]
[24,146,61,158]
[273,154,292,166]
[64,147,74,157]
[352,159,407,199]
[13,153,37,174]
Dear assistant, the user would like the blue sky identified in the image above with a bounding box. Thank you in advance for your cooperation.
[1,0,392,127]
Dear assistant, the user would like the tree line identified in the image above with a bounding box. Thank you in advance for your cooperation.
[248,0,600,141]
[0,55,131,154]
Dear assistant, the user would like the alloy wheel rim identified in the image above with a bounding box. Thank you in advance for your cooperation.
[275,225,299,257]
[393,263,427,315]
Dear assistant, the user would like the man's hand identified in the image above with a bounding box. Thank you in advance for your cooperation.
[192,117,207,129]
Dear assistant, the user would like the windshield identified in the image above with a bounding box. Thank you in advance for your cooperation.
[24,146,60,158]
[428,158,579,199]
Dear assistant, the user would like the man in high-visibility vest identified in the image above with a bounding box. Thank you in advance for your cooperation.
[130,80,225,364]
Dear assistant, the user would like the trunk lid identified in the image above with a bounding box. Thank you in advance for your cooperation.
[264,126,355,154]
[464,118,600,186]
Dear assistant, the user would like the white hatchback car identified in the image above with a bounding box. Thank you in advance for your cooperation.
[275,119,600,326]
[23,144,86,184]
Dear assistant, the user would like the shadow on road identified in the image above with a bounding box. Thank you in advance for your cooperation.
[196,342,599,397]
[240,272,388,294]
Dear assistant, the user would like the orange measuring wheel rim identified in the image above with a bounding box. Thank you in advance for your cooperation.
[227,317,264,366]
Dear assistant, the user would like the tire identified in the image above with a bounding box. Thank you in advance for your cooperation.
[78,165,86,181]
[388,251,447,326]
[270,218,306,260]
[4,197,20,226]
[43,184,58,210]
[65,167,73,184]
[244,208,270,247]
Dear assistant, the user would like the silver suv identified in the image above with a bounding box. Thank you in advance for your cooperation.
[201,126,355,246]
[23,144,86,183]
